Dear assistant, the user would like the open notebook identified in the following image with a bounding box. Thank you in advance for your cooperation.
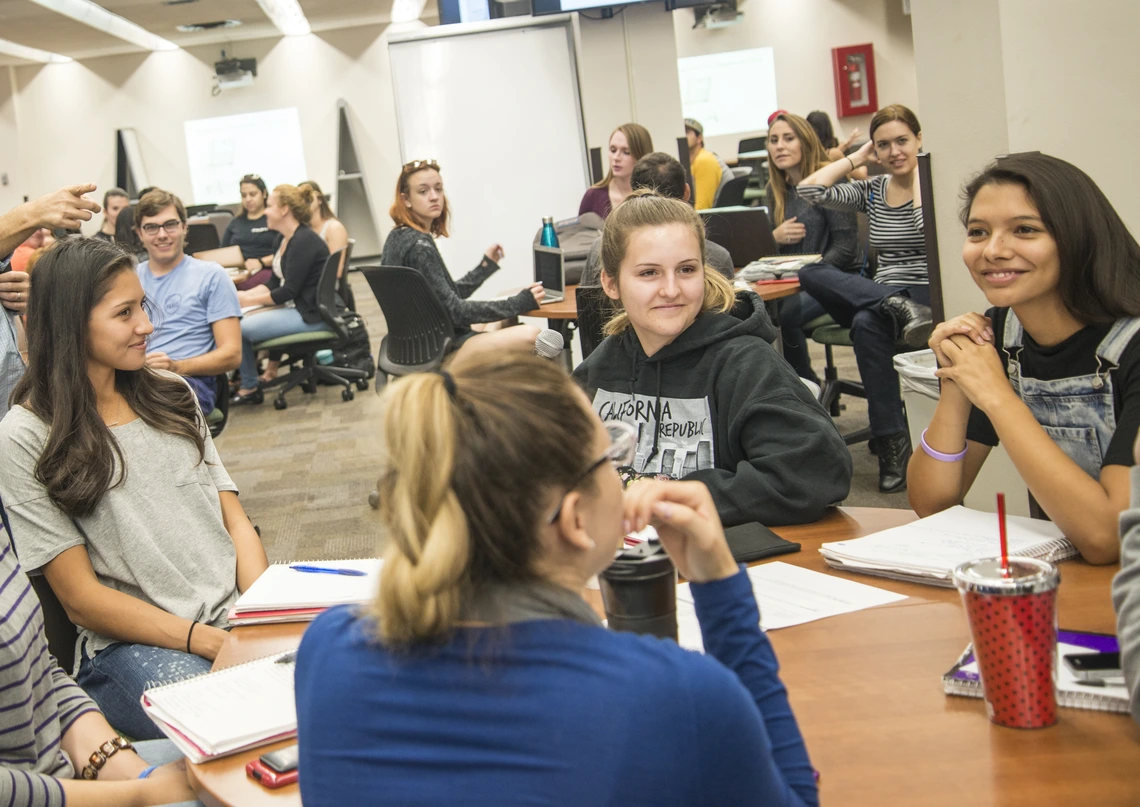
[819,506,1077,587]
[943,631,1130,714]
[141,651,297,763]
[229,559,382,625]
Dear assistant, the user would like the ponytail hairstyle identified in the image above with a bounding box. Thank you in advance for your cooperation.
[765,112,830,226]
[11,238,205,519]
[272,184,315,226]
[372,354,597,647]
[598,190,735,337]
[299,180,336,221]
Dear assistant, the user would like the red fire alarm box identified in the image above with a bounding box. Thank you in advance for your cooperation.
[832,44,878,118]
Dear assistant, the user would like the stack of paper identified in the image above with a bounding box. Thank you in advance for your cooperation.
[142,651,297,763]
[738,254,821,281]
[675,562,907,652]
[228,559,382,625]
[820,506,1076,587]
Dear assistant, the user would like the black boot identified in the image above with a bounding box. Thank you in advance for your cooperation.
[880,294,934,348]
[877,430,911,493]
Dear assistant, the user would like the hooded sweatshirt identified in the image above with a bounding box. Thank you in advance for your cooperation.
[573,292,852,527]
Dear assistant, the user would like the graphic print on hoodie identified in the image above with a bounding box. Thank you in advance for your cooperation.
[595,391,714,476]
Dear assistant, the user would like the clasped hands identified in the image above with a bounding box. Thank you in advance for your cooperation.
[929,312,1014,413]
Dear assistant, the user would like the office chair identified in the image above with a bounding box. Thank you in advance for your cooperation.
[730,166,753,179]
[255,248,369,410]
[185,221,220,253]
[337,238,357,312]
[206,373,230,437]
[738,137,767,154]
[361,265,454,389]
[713,175,750,208]
[575,285,613,360]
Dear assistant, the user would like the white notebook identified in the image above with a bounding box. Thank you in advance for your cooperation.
[141,651,297,763]
[229,559,382,623]
[820,506,1077,587]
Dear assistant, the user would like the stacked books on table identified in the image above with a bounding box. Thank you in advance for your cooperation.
[943,631,1130,714]
[141,651,298,763]
[737,254,821,281]
[819,506,1077,587]
[228,558,382,625]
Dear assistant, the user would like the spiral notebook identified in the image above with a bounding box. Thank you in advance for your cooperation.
[228,558,382,625]
[819,506,1077,587]
[943,630,1130,714]
[141,651,298,763]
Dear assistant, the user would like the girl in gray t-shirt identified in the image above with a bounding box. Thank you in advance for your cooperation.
[0,239,268,741]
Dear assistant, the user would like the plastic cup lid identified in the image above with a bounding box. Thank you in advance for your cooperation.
[602,541,674,579]
[951,556,1059,595]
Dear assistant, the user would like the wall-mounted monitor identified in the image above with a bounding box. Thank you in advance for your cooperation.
[440,0,531,23]
[532,0,658,16]
[677,48,778,137]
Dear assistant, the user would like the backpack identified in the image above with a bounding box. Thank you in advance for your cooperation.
[323,311,375,382]
[531,212,604,285]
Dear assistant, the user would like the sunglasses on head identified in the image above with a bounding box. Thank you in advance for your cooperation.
[402,159,440,173]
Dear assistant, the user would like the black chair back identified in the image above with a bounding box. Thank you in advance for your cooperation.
[209,373,229,437]
[361,265,454,376]
[337,238,357,313]
[575,286,612,360]
[738,136,767,153]
[700,207,779,267]
[713,175,749,208]
[316,248,351,341]
[185,221,219,253]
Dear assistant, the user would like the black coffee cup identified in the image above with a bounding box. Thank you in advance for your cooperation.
[599,541,677,640]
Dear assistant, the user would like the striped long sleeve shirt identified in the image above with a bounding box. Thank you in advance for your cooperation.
[798,174,927,287]
[0,532,99,807]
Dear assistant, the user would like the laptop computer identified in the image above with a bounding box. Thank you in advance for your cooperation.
[699,206,779,269]
[533,245,565,304]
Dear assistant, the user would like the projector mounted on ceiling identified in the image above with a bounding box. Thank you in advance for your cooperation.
[692,2,742,29]
[212,54,257,95]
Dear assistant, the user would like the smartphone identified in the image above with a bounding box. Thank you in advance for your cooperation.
[1063,651,1122,680]
[245,744,299,789]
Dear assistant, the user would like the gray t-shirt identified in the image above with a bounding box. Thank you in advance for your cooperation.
[580,236,736,288]
[0,402,240,658]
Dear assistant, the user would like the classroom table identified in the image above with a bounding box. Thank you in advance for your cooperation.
[187,507,1138,807]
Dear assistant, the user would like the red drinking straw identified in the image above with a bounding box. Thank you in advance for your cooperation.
[997,492,1009,576]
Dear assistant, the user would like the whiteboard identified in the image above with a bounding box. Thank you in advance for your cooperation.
[388,19,589,298]
[184,108,308,205]
[678,48,778,138]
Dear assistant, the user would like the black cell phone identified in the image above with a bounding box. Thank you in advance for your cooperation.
[259,743,299,774]
[1063,651,1121,680]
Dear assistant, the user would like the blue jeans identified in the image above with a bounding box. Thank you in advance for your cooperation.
[134,739,206,806]
[797,264,930,437]
[778,290,827,383]
[239,307,327,389]
[78,643,213,741]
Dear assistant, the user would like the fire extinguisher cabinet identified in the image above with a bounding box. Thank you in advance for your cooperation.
[832,44,878,118]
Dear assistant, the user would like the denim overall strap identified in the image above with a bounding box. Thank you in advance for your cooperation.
[1000,310,1138,478]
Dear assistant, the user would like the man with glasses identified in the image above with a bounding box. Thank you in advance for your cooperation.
[136,189,241,413]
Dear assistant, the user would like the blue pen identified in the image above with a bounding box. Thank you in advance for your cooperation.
[289,565,367,577]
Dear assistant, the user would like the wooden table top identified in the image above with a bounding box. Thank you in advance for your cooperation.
[750,278,801,302]
[187,506,1137,807]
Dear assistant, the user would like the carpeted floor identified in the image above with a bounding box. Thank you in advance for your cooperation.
[213,273,907,562]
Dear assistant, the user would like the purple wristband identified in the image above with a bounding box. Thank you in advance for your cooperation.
[920,428,967,462]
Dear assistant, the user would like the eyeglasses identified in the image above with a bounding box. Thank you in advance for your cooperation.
[546,420,638,524]
[139,219,183,236]
[402,159,440,173]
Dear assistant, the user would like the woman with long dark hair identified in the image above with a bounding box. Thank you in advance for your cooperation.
[909,153,1140,565]
[0,238,268,739]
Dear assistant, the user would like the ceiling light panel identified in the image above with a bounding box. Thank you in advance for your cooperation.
[27,0,179,52]
[0,37,72,64]
[254,0,312,36]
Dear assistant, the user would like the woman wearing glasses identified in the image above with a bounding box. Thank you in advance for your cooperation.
[231,184,332,405]
[222,174,281,291]
[571,191,851,528]
[294,352,819,807]
[380,160,546,360]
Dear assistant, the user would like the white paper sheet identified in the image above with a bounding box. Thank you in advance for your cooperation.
[675,562,908,652]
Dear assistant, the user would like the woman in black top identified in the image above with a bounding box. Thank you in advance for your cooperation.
[767,113,859,384]
[380,160,545,361]
[222,174,280,291]
[231,184,331,404]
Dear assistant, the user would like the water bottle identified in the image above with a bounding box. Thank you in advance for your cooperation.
[540,216,560,248]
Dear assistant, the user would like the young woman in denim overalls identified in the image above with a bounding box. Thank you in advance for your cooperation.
[907,153,1140,565]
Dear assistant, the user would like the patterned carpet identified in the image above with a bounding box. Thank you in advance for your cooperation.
[213,273,906,564]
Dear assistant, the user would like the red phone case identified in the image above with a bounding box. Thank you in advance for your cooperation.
[246,759,299,789]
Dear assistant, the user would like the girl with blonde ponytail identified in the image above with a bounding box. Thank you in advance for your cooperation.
[294,352,819,807]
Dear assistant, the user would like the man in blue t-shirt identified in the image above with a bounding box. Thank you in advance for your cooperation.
[135,189,241,413]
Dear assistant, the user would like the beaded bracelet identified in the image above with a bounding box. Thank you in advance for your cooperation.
[80,736,133,780]
[920,428,967,462]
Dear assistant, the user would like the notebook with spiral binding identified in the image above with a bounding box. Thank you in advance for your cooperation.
[819,506,1077,587]
[228,558,382,625]
[141,651,298,763]
[943,630,1129,714]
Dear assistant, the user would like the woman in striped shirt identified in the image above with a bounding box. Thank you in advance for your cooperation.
[796,104,932,493]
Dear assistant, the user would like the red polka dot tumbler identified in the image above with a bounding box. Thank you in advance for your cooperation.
[952,557,1060,729]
